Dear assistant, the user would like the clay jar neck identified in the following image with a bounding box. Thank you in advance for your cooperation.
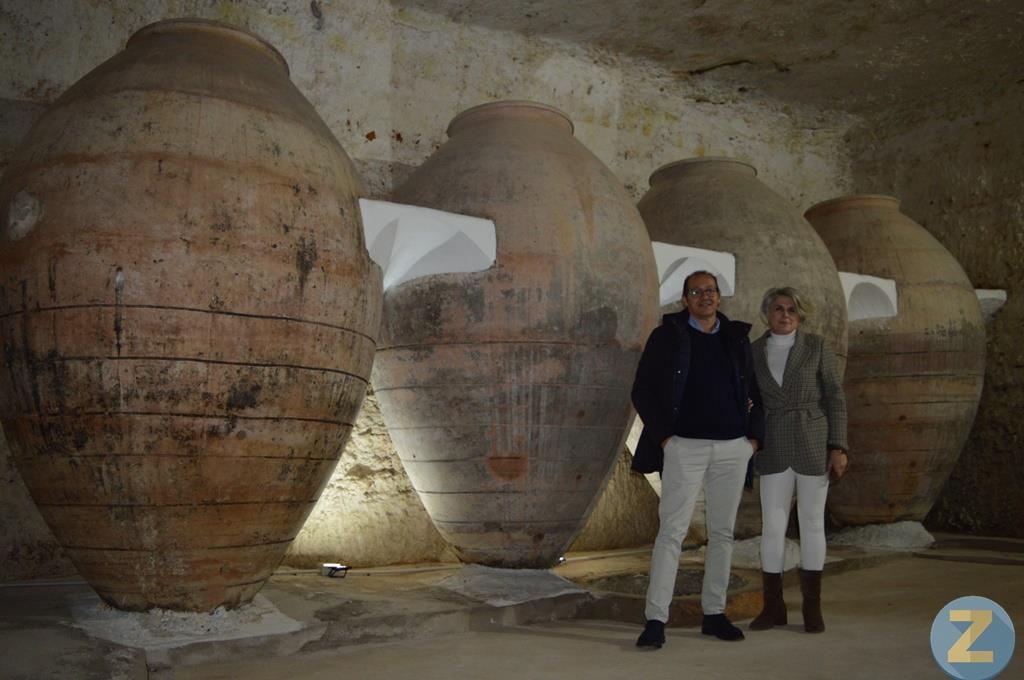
[805,194,901,221]
[127,18,290,76]
[648,157,757,186]
[447,101,575,138]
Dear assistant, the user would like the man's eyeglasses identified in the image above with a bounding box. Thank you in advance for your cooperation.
[685,287,720,298]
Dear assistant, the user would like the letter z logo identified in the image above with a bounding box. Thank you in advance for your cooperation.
[931,596,1015,680]
[947,610,994,664]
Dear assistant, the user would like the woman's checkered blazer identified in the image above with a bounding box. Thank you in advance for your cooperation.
[751,330,848,477]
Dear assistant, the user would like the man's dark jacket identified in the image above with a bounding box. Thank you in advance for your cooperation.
[630,309,765,475]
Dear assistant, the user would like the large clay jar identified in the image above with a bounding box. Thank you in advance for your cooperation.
[805,195,984,525]
[637,158,847,357]
[0,19,380,611]
[637,158,847,538]
[374,101,658,567]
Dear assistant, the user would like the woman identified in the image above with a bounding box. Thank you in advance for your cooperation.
[748,286,848,633]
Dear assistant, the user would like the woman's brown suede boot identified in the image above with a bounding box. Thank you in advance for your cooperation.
[749,571,787,630]
[800,569,824,633]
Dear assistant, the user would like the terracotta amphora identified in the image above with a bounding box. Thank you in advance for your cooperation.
[637,158,847,359]
[806,195,984,525]
[0,19,380,610]
[373,101,658,567]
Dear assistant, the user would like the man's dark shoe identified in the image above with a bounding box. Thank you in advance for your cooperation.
[702,613,745,641]
[636,619,666,649]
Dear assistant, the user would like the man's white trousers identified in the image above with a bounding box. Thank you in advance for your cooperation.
[645,435,754,622]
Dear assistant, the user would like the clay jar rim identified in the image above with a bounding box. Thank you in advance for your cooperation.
[447,100,575,138]
[127,18,291,76]
[648,157,758,186]
[804,194,901,221]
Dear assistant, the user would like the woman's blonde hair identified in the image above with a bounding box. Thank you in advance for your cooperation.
[760,286,812,324]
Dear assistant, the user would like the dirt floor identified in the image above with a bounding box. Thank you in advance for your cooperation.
[2,536,1021,680]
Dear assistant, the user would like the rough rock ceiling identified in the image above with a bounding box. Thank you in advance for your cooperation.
[390,0,1024,114]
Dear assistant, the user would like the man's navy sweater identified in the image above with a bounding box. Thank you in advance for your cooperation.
[674,325,745,440]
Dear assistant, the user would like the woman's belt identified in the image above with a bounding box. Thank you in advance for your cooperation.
[769,402,823,414]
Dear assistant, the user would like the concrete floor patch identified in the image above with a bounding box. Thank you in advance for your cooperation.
[69,592,306,651]
[437,564,587,606]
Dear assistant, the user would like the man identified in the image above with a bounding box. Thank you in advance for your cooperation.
[632,271,764,648]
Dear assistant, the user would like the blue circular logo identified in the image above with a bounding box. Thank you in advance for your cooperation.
[930,595,1016,680]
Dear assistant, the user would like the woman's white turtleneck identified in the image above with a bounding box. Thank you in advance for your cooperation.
[766,330,797,386]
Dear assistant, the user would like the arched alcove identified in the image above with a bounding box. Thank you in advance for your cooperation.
[360,198,497,291]
[839,272,898,321]
[651,242,736,307]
